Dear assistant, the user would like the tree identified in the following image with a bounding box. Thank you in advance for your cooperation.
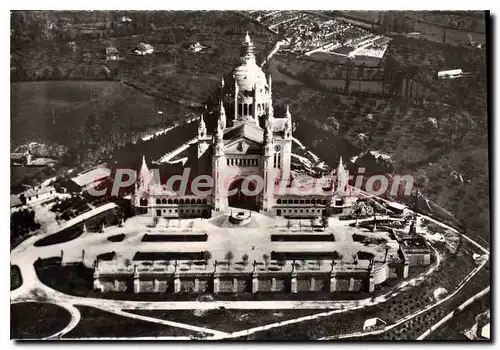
[321,215,329,228]
[242,253,249,267]
[277,258,286,270]
[202,250,211,270]
[263,254,270,269]
[225,251,234,270]
[317,258,323,270]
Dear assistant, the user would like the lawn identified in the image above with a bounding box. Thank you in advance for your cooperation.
[63,305,200,338]
[11,302,71,339]
[130,309,322,333]
[11,81,172,149]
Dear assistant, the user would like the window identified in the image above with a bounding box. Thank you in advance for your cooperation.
[174,199,178,204]
[305,200,311,204]
[202,199,207,204]
[243,104,248,116]
[162,199,167,204]
[277,199,282,204]
[294,199,299,204]
[168,199,173,204]
[227,159,230,166]
[299,200,304,204]
[179,199,184,204]
[249,103,253,115]
[191,199,196,204]
[238,104,242,115]
[197,199,202,204]
[156,199,161,204]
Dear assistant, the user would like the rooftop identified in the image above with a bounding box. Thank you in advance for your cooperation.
[71,167,111,187]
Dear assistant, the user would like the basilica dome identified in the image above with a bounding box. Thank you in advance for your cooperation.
[232,61,268,92]
[231,32,268,92]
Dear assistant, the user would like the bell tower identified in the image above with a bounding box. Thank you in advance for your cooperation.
[281,105,293,174]
[261,120,275,212]
[197,114,210,159]
[211,110,228,213]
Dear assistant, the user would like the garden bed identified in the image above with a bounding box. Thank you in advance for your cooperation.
[10,265,22,291]
[142,233,208,242]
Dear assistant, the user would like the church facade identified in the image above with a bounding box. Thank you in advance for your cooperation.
[133,33,357,218]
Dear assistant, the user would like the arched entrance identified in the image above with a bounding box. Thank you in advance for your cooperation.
[228,178,259,211]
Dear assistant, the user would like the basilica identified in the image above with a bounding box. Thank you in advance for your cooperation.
[133,33,357,218]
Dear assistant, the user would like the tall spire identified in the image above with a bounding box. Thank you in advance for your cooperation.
[198,114,206,138]
[233,74,239,122]
[264,118,273,143]
[138,155,150,191]
[285,105,291,122]
[219,100,226,129]
[336,156,348,193]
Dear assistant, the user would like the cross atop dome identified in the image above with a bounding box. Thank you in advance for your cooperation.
[244,31,251,44]
[240,32,256,65]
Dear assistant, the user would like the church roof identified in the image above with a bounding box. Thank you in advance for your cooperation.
[224,122,264,144]
[272,118,287,133]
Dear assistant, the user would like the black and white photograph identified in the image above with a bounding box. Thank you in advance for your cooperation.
[9,8,491,341]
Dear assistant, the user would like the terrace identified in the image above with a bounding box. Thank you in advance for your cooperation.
[63,211,402,277]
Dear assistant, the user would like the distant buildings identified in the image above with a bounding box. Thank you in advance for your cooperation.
[188,42,206,53]
[11,150,32,166]
[133,43,154,56]
[105,46,119,60]
[438,69,468,79]
[120,16,133,23]
[21,186,57,206]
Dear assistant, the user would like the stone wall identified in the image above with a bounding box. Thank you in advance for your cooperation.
[236,278,250,293]
[180,279,195,293]
[258,278,272,292]
[336,278,350,292]
[140,279,155,293]
[297,278,310,292]
[219,277,233,293]
[94,266,403,294]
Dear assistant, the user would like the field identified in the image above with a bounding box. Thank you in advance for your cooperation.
[11,81,173,148]
[63,306,199,338]
[11,302,71,339]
